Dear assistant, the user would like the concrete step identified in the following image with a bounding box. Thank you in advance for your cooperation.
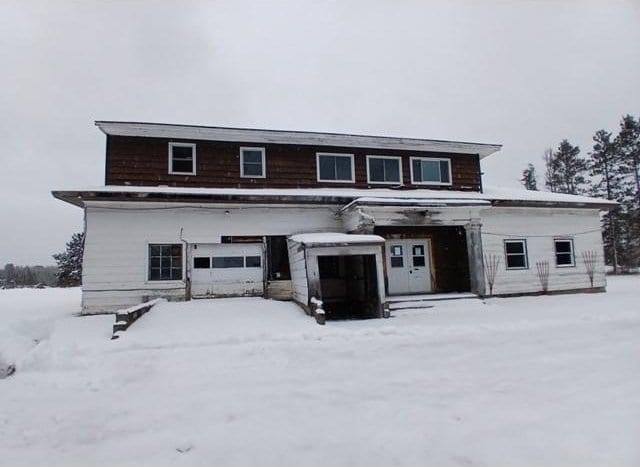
[387,292,478,311]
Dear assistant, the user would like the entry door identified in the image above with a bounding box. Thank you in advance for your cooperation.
[386,239,432,295]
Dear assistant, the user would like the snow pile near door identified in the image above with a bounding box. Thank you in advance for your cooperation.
[1,278,639,466]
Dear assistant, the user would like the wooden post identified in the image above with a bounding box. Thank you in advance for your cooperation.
[466,221,486,296]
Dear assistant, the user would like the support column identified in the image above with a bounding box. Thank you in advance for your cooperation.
[465,220,486,297]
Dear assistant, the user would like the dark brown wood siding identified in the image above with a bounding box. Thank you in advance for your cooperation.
[105,135,482,191]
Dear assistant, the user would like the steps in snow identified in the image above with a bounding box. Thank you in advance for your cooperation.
[387,292,478,311]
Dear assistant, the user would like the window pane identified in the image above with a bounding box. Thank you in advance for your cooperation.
[171,245,182,256]
[507,255,526,268]
[412,245,425,256]
[439,160,450,183]
[243,162,263,176]
[319,156,335,180]
[413,256,426,267]
[556,253,572,265]
[369,158,385,181]
[505,241,524,254]
[171,267,182,280]
[385,159,400,182]
[194,257,210,269]
[391,245,403,256]
[242,150,262,163]
[150,257,160,268]
[161,245,172,256]
[173,146,192,159]
[421,160,441,182]
[335,156,352,180]
[149,245,161,257]
[412,160,422,182]
[555,241,572,253]
[212,256,244,268]
[391,257,403,268]
[161,257,171,268]
[245,256,261,268]
[149,268,161,280]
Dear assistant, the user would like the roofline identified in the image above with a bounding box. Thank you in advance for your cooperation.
[94,120,503,158]
[52,189,616,211]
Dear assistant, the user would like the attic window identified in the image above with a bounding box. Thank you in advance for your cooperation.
[240,147,266,178]
[410,157,451,185]
[169,142,196,175]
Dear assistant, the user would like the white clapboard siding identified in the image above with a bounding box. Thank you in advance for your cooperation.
[480,207,606,295]
[82,203,340,313]
[287,240,309,307]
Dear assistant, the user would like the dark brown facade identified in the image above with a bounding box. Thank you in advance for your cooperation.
[105,135,482,192]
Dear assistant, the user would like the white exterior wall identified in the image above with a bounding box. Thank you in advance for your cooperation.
[480,207,606,295]
[82,203,341,313]
[286,240,309,307]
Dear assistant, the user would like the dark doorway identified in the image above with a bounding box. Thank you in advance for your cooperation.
[317,254,380,320]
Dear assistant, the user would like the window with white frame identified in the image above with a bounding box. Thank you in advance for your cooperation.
[168,142,196,175]
[410,157,451,185]
[316,153,354,182]
[504,239,528,269]
[367,156,402,184]
[148,244,183,281]
[554,239,575,267]
[240,147,266,178]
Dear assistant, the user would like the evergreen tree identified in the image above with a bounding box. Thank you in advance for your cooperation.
[520,163,538,190]
[546,140,588,195]
[589,129,624,272]
[543,148,559,192]
[52,232,84,287]
[617,114,640,203]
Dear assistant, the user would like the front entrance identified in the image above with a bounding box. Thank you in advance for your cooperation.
[386,239,432,295]
[190,243,264,297]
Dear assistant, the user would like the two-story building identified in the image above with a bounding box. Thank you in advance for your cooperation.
[53,121,615,317]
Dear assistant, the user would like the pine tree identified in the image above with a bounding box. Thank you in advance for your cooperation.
[52,232,85,287]
[520,163,538,190]
[546,140,588,195]
[589,129,624,272]
[543,148,559,192]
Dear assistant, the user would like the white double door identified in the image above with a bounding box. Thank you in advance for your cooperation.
[386,239,432,295]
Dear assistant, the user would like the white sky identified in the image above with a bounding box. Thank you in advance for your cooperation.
[1,0,639,265]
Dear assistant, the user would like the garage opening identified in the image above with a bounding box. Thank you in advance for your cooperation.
[317,254,380,320]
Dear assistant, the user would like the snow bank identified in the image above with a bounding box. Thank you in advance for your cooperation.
[0,277,639,466]
[0,287,80,372]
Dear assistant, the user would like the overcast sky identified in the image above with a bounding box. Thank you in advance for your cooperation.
[1,0,639,265]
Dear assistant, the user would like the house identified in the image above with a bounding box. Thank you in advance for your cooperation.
[53,121,615,317]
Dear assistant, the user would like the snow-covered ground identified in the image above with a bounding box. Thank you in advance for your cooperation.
[1,277,639,466]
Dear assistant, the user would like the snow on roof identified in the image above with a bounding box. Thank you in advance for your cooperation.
[52,184,617,209]
[95,121,502,158]
[289,233,385,245]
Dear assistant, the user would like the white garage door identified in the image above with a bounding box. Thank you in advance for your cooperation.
[190,243,264,297]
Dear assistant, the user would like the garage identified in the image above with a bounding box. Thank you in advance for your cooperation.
[189,243,264,297]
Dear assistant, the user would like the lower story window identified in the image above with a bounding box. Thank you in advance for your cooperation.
[554,239,575,267]
[504,239,528,269]
[149,244,183,280]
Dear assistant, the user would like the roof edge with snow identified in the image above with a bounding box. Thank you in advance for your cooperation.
[94,121,502,158]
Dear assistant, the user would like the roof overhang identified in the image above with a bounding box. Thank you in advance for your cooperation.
[288,233,385,247]
[95,121,503,158]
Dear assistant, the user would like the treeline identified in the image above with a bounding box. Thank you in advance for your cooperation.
[0,264,58,288]
[521,114,640,272]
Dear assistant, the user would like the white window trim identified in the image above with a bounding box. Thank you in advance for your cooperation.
[366,155,403,185]
[409,156,452,186]
[145,241,185,283]
[168,142,196,175]
[504,239,529,270]
[554,238,576,268]
[316,152,355,183]
[240,146,266,179]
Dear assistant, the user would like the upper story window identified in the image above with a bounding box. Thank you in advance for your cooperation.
[240,147,266,178]
[504,239,528,270]
[366,156,402,184]
[316,153,355,183]
[410,157,451,185]
[554,238,575,267]
[168,142,196,175]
